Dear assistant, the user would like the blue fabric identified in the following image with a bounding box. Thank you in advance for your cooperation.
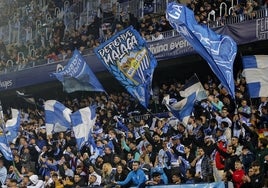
[5,109,20,143]
[53,49,105,93]
[44,100,72,134]
[70,106,96,150]
[179,74,207,101]
[242,55,268,98]
[165,92,196,125]
[166,2,237,98]
[94,26,157,108]
[0,135,13,160]
[117,168,147,187]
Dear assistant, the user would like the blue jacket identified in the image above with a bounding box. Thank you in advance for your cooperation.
[117,168,147,187]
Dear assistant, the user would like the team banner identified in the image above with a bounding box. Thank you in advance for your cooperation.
[94,26,157,108]
[166,2,237,98]
[53,49,105,93]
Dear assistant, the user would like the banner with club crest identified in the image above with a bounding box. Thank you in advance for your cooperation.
[94,26,157,108]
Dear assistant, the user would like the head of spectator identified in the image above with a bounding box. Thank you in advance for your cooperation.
[131,161,141,172]
[171,135,182,146]
[177,122,186,133]
[8,179,17,188]
[102,162,113,176]
[171,171,182,184]
[185,168,196,184]
[227,145,237,155]
[95,156,104,170]
[113,154,123,167]
[88,174,98,185]
[153,132,162,144]
[234,160,243,171]
[258,138,268,149]
[251,161,261,174]
[151,171,163,185]
[74,172,86,186]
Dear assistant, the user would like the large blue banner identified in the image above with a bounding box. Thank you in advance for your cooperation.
[94,26,157,108]
[166,2,237,98]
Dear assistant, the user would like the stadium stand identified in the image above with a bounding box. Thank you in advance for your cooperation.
[0,0,267,187]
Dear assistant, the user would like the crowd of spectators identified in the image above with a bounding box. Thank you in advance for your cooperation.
[0,0,267,74]
[0,72,268,187]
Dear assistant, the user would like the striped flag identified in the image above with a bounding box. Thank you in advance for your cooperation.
[242,55,268,98]
[70,106,96,150]
[163,93,196,125]
[179,74,207,101]
[44,100,72,135]
[5,108,21,143]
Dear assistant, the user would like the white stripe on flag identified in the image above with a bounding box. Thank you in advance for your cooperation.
[242,55,268,98]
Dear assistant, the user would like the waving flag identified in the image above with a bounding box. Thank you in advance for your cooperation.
[44,100,72,135]
[166,2,237,98]
[163,93,196,125]
[179,74,207,101]
[53,49,105,93]
[242,55,268,98]
[71,106,96,150]
[16,91,36,105]
[94,26,157,108]
[0,136,13,160]
[5,108,21,143]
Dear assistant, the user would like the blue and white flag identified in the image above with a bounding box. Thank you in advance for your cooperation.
[94,26,157,108]
[5,108,21,143]
[0,135,13,161]
[166,2,237,98]
[70,106,96,150]
[163,93,196,125]
[53,49,105,93]
[242,55,268,98]
[179,74,207,101]
[44,100,72,135]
